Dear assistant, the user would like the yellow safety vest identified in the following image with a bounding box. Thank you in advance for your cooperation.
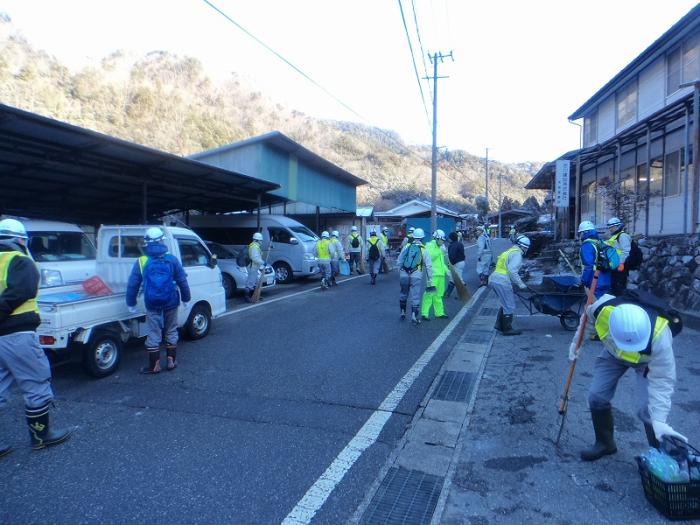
[425,240,447,276]
[381,233,389,248]
[494,247,520,275]
[0,251,39,316]
[317,239,331,260]
[604,231,625,256]
[580,238,599,271]
[595,305,669,364]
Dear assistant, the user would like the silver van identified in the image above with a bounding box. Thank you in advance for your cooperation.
[189,214,319,283]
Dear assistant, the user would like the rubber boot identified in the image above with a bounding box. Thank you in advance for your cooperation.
[26,404,73,450]
[0,442,11,458]
[166,345,177,371]
[580,408,618,461]
[400,301,407,321]
[644,422,659,449]
[244,289,253,303]
[370,274,376,285]
[501,314,521,336]
[444,282,455,298]
[494,307,504,331]
[140,348,161,374]
[411,307,421,325]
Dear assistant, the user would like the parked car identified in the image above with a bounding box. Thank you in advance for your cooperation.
[205,241,276,299]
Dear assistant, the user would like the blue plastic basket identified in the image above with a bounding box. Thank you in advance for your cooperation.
[339,260,350,276]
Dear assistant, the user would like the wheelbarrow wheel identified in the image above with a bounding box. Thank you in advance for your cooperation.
[560,310,579,331]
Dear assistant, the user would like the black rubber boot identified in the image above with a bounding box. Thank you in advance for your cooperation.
[580,408,618,461]
[501,314,521,335]
[244,289,253,303]
[400,301,407,321]
[140,348,161,374]
[370,274,376,285]
[644,422,659,449]
[166,345,177,371]
[494,307,503,331]
[26,404,73,450]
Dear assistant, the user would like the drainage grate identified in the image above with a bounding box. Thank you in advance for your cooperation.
[480,307,498,316]
[462,330,492,344]
[432,371,475,402]
[361,467,444,525]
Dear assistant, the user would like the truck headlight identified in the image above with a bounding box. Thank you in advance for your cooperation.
[304,253,316,261]
[41,269,64,287]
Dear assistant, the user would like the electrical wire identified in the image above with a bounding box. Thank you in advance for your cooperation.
[397,0,432,131]
[410,0,433,102]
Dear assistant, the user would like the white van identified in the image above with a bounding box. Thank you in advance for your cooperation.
[189,214,319,283]
[4,218,97,288]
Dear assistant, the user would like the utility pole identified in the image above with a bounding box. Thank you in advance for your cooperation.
[485,147,489,205]
[426,51,453,234]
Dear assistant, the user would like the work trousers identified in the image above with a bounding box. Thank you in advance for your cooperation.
[399,270,423,308]
[588,349,651,423]
[330,260,340,280]
[490,281,516,315]
[318,260,332,281]
[421,274,446,317]
[145,308,179,349]
[349,252,362,273]
[245,264,261,291]
[0,331,53,409]
[367,257,381,275]
[476,252,492,276]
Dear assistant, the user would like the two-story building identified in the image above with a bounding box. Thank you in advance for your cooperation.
[527,4,700,237]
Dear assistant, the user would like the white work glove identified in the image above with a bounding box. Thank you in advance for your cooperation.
[182,302,190,309]
[127,306,138,315]
[652,421,688,443]
[568,340,579,362]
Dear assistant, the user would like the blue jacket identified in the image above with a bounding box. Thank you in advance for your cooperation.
[125,243,191,310]
[579,231,610,298]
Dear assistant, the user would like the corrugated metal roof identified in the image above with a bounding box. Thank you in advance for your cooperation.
[191,131,367,187]
[0,104,282,223]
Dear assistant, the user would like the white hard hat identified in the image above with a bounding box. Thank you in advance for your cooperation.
[433,229,446,240]
[413,227,425,239]
[144,227,165,243]
[253,232,263,241]
[332,230,339,237]
[0,218,28,239]
[382,226,389,231]
[578,220,596,233]
[607,217,623,228]
[608,304,651,352]
[515,235,531,251]
[408,226,415,233]
[321,231,330,239]
[351,225,358,232]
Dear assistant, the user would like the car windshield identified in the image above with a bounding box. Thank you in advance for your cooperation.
[206,242,234,259]
[28,231,96,262]
[289,226,319,242]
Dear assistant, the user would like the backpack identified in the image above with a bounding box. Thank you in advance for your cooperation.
[368,240,380,260]
[236,249,251,267]
[350,235,360,248]
[589,239,620,272]
[140,256,176,309]
[401,244,423,272]
[595,289,683,338]
[626,239,643,271]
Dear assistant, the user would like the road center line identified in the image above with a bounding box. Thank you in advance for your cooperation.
[281,287,486,525]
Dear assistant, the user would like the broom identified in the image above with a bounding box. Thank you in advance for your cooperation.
[251,243,272,303]
[449,264,471,302]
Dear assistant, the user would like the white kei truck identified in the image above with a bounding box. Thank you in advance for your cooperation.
[36,225,226,378]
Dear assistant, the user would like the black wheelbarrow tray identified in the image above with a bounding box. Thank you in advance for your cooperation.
[514,275,587,331]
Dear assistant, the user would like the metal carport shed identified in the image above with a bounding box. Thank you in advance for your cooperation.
[0,104,283,225]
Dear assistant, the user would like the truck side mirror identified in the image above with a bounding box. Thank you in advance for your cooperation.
[208,254,218,268]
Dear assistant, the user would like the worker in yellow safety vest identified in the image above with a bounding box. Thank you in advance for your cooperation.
[0,218,73,455]
[569,295,686,461]
[420,229,450,321]
[488,234,531,335]
[314,231,333,290]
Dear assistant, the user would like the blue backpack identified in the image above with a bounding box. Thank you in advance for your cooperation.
[139,256,176,309]
[586,239,620,272]
[401,244,423,273]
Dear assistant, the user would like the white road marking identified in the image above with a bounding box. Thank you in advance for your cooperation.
[281,287,486,525]
[218,273,368,318]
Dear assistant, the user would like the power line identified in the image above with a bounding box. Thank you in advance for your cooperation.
[397,0,431,130]
[410,0,433,102]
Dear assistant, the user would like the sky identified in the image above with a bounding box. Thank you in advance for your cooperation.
[1,0,699,163]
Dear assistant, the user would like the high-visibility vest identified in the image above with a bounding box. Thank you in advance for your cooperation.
[425,240,447,276]
[381,233,389,248]
[494,247,519,275]
[604,231,626,256]
[580,238,600,270]
[595,305,669,364]
[0,251,39,316]
[248,242,261,264]
[317,239,331,260]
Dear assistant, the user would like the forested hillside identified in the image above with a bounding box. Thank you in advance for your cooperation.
[0,16,544,212]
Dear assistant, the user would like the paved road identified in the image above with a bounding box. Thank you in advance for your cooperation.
[0,240,506,525]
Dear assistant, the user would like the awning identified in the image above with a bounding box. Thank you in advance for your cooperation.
[0,104,283,224]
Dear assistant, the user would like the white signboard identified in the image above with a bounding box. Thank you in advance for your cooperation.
[555,160,571,208]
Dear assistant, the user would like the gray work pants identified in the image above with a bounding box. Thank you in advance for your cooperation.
[490,281,516,315]
[367,258,381,275]
[0,331,54,409]
[318,260,332,281]
[330,260,340,279]
[399,270,423,308]
[145,308,179,349]
[246,264,261,291]
[588,349,651,423]
[349,252,362,272]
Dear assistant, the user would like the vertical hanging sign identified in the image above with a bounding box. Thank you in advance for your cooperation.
[555,160,571,208]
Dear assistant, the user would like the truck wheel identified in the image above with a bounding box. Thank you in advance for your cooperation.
[273,262,293,284]
[222,273,236,299]
[560,311,580,331]
[185,304,211,340]
[83,332,122,378]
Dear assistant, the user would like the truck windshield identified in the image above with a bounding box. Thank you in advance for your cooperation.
[289,226,319,242]
[28,231,96,262]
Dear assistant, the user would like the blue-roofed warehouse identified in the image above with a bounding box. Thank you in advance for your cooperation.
[189,131,367,232]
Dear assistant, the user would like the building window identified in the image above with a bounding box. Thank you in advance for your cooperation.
[650,158,663,197]
[667,47,682,95]
[620,167,635,192]
[584,112,598,146]
[664,148,684,197]
[616,81,637,129]
[637,163,648,193]
[682,32,700,84]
